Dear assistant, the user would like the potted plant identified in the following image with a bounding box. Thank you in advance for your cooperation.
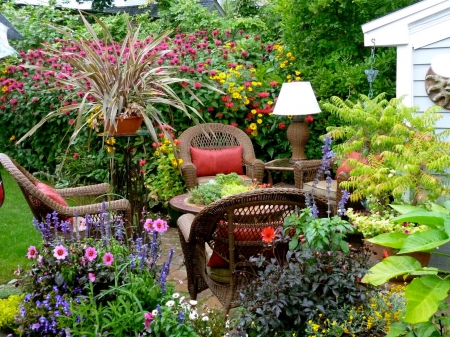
[17,12,212,143]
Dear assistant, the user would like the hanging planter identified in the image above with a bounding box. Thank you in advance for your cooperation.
[101,115,144,136]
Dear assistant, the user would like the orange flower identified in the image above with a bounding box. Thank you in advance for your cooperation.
[261,227,275,243]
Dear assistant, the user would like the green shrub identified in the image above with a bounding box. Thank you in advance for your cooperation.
[0,294,24,331]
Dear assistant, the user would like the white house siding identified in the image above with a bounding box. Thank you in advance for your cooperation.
[412,38,450,138]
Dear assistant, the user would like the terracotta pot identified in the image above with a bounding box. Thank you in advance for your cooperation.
[102,115,144,136]
[365,241,431,282]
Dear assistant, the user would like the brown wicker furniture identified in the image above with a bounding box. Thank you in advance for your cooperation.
[176,187,328,313]
[264,158,296,188]
[178,123,265,189]
[0,153,132,234]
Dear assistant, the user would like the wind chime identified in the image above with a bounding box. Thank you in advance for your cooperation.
[364,38,378,98]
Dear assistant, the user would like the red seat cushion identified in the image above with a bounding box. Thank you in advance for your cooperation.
[190,146,244,177]
[335,151,368,179]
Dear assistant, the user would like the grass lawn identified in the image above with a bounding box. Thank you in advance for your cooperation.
[0,168,41,284]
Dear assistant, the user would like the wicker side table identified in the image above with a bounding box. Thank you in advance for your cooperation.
[264,158,296,188]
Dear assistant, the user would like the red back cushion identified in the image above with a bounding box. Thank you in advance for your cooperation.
[335,151,369,179]
[190,146,244,177]
[35,182,69,207]
[0,171,4,208]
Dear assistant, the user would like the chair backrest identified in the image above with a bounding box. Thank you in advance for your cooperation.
[0,153,65,221]
[189,188,328,267]
[178,123,257,163]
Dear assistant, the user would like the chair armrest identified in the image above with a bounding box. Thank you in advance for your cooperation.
[243,158,265,184]
[57,183,110,198]
[180,162,198,190]
[54,199,131,218]
[177,213,196,243]
[293,160,323,189]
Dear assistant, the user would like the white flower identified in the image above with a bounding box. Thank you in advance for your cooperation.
[189,310,199,320]
[152,309,158,316]
[180,296,185,303]
[172,293,180,299]
[202,316,209,321]
[166,300,175,307]
[189,300,198,306]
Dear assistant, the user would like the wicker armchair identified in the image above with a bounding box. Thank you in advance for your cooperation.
[293,160,361,214]
[178,123,265,189]
[177,188,328,313]
[0,153,132,234]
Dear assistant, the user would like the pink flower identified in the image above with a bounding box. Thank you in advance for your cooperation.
[73,153,79,159]
[270,81,278,87]
[152,219,168,233]
[305,115,314,123]
[144,312,154,329]
[139,159,147,166]
[241,50,248,57]
[69,119,75,125]
[194,82,201,89]
[10,98,18,105]
[27,246,38,259]
[103,252,114,265]
[144,219,153,232]
[85,247,97,262]
[88,273,96,282]
[53,245,68,260]
[31,97,38,103]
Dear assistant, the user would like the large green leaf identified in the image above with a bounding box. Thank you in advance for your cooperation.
[390,204,423,214]
[362,256,422,286]
[429,203,450,215]
[404,276,450,323]
[367,232,407,249]
[398,229,450,254]
[392,211,447,228]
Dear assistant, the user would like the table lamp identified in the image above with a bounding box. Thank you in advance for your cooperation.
[273,82,321,162]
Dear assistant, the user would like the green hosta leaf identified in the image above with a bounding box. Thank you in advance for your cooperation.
[392,211,447,228]
[385,322,408,337]
[412,322,441,337]
[429,203,450,215]
[404,276,450,324]
[362,256,422,286]
[398,229,450,254]
[368,232,407,249]
[390,204,424,214]
[445,200,450,211]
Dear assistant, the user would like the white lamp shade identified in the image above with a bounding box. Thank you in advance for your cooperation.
[272,81,321,116]
[431,53,450,78]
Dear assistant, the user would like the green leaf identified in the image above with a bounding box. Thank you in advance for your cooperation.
[392,211,447,228]
[399,230,450,254]
[404,276,450,324]
[362,256,422,286]
[429,203,450,215]
[385,322,408,337]
[367,232,407,249]
[413,322,441,337]
[289,235,299,251]
[445,200,450,211]
[390,204,424,214]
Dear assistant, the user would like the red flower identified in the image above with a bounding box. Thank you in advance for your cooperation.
[305,115,314,123]
[270,81,278,87]
[245,128,252,134]
[261,227,275,243]
[383,249,389,259]
[194,82,201,89]
[73,153,79,159]
[207,107,214,112]
[278,122,286,130]
[139,159,146,166]
[217,113,223,119]
[225,102,234,108]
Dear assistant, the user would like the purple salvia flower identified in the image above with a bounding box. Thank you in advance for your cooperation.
[178,311,185,325]
[337,190,351,216]
[140,245,147,272]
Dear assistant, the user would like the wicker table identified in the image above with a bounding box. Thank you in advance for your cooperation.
[264,158,296,188]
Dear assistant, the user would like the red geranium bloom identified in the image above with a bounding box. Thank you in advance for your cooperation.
[261,227,275,243]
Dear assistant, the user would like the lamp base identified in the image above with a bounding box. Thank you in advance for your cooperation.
[286,120,310,162]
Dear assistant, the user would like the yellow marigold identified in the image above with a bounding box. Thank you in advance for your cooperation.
[248,87,253,92]
[106,146,115,153]
[236,65,243,70]
[232,92,241,99]
[295,71,301,75]
[280,63,286,68]
[268,101,273,105]
[257,113,263,117]
[250,68,256,72]
[295,77,301,81]
[286,52,292,57]
[106,137,116,145]
[1,85,7,92]
[251,130,258,137]
[244,98,250,105]
[154,151,160,156]
[290,56,295,61]
[257,119,262,124]
[251,109,257,114]
[287,75,292,79]
[220,79,225,84]
[9,135,15,141]
[1,68,6,74]
[249,123,257,130]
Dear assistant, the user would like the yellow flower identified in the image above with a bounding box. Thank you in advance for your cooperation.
[295,71,301,76]
[250,68,256,73]
[154,151,160,156]
[1,68,6,74]
[280,63,286,68]
[248,87,253,92]
[295,77,301,81]
[244,98,250,105]
[178,158,183,165]
[290,56,295,61]
[106,146,115,153]
[251,109,257,115]
[287,75,292,79]
[229,82,235,87]
[267,101,273,105]
[251,130,258,137]
[257,119,262,124]
[106,137,116,145]
[257,113,263,117]
[249,123,257,130]
[1,85,7,92]
[9,135,15,141]
[286,52,292,57]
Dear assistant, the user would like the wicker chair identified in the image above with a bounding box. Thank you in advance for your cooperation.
[177,187,328,313]
[0,153,132,234]
[178,123,265,189]
[293,160,361,214]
